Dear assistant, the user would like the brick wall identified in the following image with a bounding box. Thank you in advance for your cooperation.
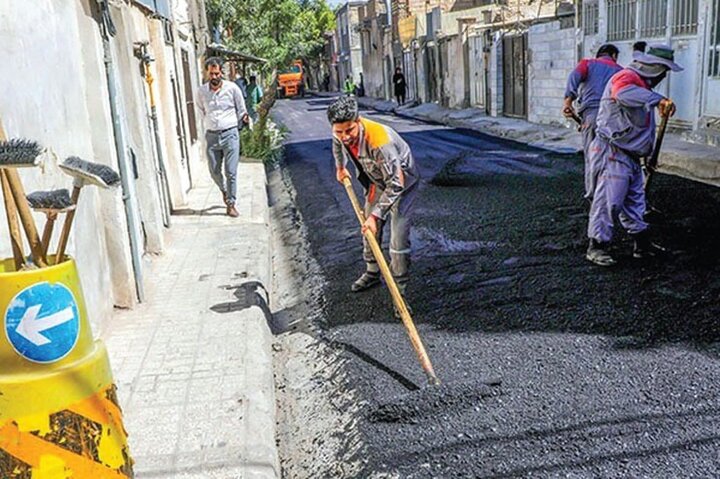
[527,20,576,125]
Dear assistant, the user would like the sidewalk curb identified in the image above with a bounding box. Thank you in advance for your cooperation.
[237,161,280,479]
[104,161,280,478]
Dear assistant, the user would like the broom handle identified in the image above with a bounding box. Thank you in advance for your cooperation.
[41,212,57,257]
[342,177,440,385]
[5,169,46,267]
[55,186,81,264]
[1,170,25,270]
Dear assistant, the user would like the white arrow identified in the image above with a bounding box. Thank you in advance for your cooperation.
[16,304,75,346]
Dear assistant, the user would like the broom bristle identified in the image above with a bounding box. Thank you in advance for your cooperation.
[59,156,121,188]
[0,139,43,167]
[27,189,73,210]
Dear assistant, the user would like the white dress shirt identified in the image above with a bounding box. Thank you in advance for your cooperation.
[197,80,247,132]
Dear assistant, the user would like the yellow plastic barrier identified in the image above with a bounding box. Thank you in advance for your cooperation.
[0,257,133,477]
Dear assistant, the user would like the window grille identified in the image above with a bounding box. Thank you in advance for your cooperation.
[608,0,637,41]
[710,0,720,77]
[671,0,699,35]
[583,2,599,35]
[639,0,667,37]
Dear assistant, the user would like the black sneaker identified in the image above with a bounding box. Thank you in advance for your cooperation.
[586,239,616,267]
[351,272,380,292]
[632,232,667,259]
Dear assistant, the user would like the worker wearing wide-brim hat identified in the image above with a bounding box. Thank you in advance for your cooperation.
[585,44,683,267]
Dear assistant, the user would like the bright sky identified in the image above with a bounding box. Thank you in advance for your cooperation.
[327,0,345,7]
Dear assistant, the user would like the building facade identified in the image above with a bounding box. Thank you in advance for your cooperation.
[0,0,209,331]
[336,1,368,89]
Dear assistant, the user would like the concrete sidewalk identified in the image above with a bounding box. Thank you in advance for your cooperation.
[102,161,279,478]
[353,95,720,188]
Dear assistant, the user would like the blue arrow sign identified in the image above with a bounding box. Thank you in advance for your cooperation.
[4,282,80,363]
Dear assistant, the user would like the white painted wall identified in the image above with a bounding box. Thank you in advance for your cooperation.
[0,1,125,331]
[0,1,206,331]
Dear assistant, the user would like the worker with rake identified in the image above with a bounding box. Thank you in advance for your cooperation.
[328,96,420,312]
[586,44,682,267]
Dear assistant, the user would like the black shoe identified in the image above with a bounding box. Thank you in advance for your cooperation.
[351,272,380,292]
[632,231,667,259]
[586,239,616,267]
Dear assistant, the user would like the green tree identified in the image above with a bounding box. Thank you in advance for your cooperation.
[206,0,335,72]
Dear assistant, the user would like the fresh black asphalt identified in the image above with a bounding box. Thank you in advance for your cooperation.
[273,96,720,478]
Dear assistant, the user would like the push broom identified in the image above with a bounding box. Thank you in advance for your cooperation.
[56,157,121,263]
[0,137,47,268]
[26,189,74,257]
[1,169,24,270]
[341,177,440,386]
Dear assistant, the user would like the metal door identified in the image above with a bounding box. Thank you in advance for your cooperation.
[668,38,699,127]
[425,44,439,103]
[403,49,417,102]
[502,33,528,118]
[704,0,720,116]
[181,50,198,144]
[469,35,485,107]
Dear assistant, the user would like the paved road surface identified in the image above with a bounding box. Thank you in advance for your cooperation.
[274,96,720,478]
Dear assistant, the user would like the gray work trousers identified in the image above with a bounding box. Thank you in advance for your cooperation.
[581,108,600,199]
[205,128,240,205]
[587,138,648,243]
[363,183,418,284]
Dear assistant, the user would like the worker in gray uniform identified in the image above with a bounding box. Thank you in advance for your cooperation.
[586,44,682,266]
[327,96,420,308]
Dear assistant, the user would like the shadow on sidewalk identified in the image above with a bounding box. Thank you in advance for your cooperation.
[210,280,422,390]
[211,281,312,336]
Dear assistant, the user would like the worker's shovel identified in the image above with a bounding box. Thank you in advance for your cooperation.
[564,109,583,132]
[341,177,440,386]
[643,111,670,194]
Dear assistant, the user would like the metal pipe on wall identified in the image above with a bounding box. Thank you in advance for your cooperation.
[96,0,145,302]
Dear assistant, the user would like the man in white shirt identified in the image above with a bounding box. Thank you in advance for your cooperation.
[197,57,248,217]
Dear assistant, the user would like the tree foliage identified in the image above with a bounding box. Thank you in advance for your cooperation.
[206,0,335,71]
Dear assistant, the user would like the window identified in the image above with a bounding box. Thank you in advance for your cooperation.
[672,0,699,35]
[639,0,667,37]
[162,18,174,45]
[710,0,720,77]
[608,0,637,41]
[583,2,599,35]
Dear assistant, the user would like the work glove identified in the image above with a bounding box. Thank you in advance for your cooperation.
[336,167,350,184]
[658,98,676,118]
[562,97,576,119]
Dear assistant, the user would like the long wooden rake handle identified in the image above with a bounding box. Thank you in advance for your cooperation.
[342,177,440,385]
[1,170,25,270]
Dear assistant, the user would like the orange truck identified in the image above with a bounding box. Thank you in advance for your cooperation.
[277,60,305,98]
